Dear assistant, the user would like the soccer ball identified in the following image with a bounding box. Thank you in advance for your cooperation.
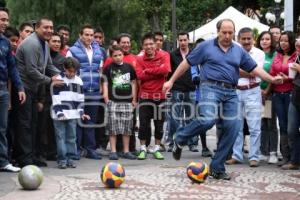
[101,162,125,188]
[186,161,209,183]
[18,165,44,190]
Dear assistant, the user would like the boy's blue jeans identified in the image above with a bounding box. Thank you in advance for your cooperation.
[53,119,77,163]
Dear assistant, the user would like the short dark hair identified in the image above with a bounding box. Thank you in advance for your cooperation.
[35,17,52,28]
[256,31,276,54]
[0,7,9,15]
[117,33,131,43]
[269,25,281,32]
[94,26,104,34]
[51,31,62,38]
[154,31,163,38]
[4,26,19,38]
[278,31,296,55]
[216,18,235,32]
[63,57,80,71]
[141,32,155,44]
[109,45,123,57]
[237,27,253,38]
[57,24,71,33]
[80,24,93,35]
[177,31,189,39]
[50,32,63,49]
[195,38,205,44]
[19,22,33,32]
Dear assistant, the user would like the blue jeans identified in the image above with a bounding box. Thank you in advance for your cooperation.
[232,86,261,162]
[53,119,77,162]
[272,92,291,136]
[0,90,9,167]
[287,102,300,165]
[175,83,240,173]
[167,90,198,147]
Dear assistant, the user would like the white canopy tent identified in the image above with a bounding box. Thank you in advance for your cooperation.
[189,6,270,42]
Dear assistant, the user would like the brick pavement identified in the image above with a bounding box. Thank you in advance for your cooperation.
[1,132,300,200]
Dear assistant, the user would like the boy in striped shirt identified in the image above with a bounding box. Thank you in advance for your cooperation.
[51,57,90,169]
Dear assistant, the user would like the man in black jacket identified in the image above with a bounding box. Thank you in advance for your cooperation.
[167,32,200,152]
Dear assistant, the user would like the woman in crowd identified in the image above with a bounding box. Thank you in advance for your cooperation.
[256,31,278,164]
[269,31,297,166]
[281,38,300,170]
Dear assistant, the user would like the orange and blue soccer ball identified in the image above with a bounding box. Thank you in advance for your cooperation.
[186,161,209,183]
[101,162,125,188]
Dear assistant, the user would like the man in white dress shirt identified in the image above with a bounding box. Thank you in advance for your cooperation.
[226,27,265,167]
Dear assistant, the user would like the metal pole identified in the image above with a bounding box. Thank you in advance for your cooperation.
[172,0,177,50]
[284,0,293,31]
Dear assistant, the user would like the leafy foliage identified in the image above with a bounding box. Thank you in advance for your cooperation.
[5,0,292,51]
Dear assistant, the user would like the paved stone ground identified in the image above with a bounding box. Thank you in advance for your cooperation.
[1,129,300,200]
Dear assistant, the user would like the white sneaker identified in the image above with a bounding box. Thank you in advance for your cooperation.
[0,164,21,172]
[268,152,278,164]
[259,154,268,161]
[147,146,155,154]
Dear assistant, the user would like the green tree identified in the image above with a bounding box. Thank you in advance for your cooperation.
[6,0,275,51]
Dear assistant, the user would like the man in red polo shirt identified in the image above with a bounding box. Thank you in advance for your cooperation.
[103,33,136,68]
[136,32,171,160]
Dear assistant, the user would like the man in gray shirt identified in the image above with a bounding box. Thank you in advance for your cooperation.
[15,17,63,167]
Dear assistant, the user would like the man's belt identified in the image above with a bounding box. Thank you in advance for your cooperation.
[200,80,236,89]
[237,82,260,90]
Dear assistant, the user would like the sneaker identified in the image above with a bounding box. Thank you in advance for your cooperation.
[153,151,164,160]
[268,153,278,164]
[123,152,136,160]
[109,152,119,160]
[189,145,199,152]
[86,152,102,160]
[0,164,21,172]
[225,158,241,165]
[96,147,110,156]
[58,162,67,169]
[147,146,155,154]
[67,160,76,168]
[281,163,300,170]
[249,160,259,167]
[202,148,212,157]
[209,171,231,180]
[259,154,268,161]
[172,141,182,160]
[137,150,147,160]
